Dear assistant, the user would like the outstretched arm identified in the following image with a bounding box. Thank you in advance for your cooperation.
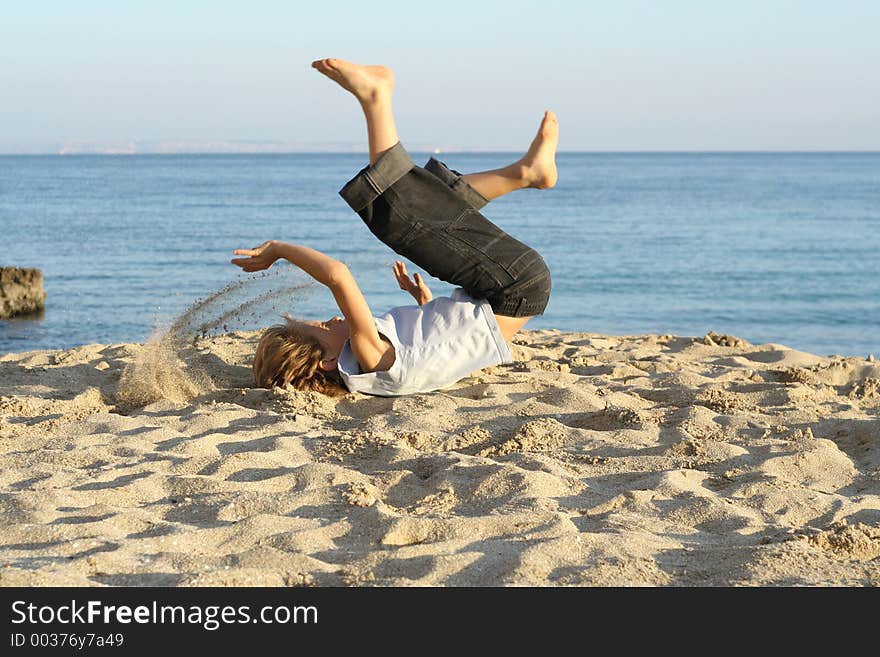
[231,240,390,371]
[232,240,341,285]
[392,260,432,305]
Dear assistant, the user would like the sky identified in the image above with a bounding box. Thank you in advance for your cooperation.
[1,0,878,153]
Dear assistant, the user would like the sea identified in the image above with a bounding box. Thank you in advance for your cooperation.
[1,152,878,357]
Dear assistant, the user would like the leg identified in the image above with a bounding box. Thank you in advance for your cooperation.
[325,59,551,318]
[311,58,398,165]
[461,111,559,201]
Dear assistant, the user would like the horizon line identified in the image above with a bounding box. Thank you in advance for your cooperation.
[2,149,879,156]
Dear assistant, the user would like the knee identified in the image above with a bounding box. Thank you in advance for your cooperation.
[526,250,552,295]
[533,259,552,309]
[536,252,551,284]
[496,251,551,317]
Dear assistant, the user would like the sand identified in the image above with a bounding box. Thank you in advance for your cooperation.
[1,329,878,586]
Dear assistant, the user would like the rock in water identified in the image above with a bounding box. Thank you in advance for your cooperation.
[0,267,47,318]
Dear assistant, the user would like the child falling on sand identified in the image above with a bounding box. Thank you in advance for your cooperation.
[231,58,557,397]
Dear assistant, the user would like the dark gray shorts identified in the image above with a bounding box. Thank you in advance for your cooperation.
[338,142,551,317]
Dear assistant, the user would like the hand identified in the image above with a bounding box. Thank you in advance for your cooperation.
[231,240,279,272]
[393,260,432,305]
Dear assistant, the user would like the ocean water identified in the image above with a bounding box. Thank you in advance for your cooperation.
[1,153,878,357]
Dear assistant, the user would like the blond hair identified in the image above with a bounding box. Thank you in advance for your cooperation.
[253,320,348,396]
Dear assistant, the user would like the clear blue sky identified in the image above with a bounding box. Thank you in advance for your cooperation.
[2,0,878,152]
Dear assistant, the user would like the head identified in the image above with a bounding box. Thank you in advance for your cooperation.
[253,315,350,396]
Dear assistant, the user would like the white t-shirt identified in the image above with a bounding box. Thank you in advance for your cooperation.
[337,288,513,396]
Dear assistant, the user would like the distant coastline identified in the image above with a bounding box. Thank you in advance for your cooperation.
[2,149,879,156]
[1,142,879,156]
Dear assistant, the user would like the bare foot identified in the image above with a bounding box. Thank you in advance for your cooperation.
[311,58,394,105]
[519,111,559,189]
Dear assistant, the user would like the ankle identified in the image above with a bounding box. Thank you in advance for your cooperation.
[359,91,392,110]
[510,162,533,187]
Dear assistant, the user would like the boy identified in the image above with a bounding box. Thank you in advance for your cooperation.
[232,58,557,396]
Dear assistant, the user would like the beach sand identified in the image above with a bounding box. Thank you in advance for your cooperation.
[1,329,878,586]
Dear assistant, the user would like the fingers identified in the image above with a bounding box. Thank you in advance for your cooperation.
[233,241,271,256]
[415,273,432,302]
[231,257,267,272]
[393,261,411,289]
[232,242,274,272]
[415,273,430,291]
[393,261,431,301]
[231,260,254,271]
